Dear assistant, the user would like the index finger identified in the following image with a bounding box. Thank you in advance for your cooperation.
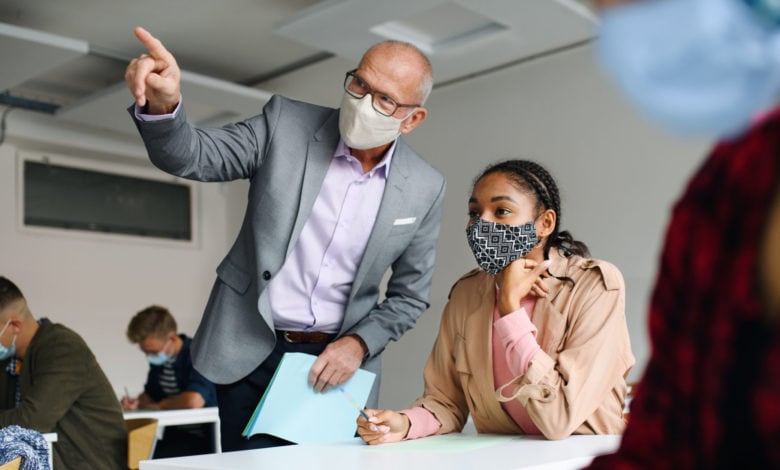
[534,259,552,275]
[134,26,176,64]
[308,356,326,387]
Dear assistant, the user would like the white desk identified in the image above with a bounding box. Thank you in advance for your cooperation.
[139,434,620,470]
[124,407,221,454]
[43,432,56,469]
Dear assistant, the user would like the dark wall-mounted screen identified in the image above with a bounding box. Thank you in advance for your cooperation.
[24,160,192,240]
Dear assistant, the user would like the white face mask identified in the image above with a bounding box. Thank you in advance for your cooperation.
[338,92,409,150]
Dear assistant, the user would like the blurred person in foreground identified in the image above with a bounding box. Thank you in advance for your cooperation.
[588,0,780,467]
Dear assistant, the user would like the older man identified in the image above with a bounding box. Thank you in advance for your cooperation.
[125,27,445,451]
[0,277,127,469]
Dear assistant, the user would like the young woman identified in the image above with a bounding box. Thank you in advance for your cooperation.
[358,159,634,443]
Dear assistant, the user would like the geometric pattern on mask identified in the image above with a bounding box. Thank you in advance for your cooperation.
[466,218,539,275]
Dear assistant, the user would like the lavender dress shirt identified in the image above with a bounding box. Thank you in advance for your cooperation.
[267,139,395,333]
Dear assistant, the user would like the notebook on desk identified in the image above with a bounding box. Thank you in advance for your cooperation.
[242,352,376,444]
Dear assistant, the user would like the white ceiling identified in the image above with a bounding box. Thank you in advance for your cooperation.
[0,0,597,137]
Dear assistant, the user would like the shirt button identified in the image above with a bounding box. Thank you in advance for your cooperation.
[262,271,271,280]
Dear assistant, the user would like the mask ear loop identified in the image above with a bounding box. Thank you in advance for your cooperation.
[0,320,15,351]
[161,336,173,357]
[495,378,525,403]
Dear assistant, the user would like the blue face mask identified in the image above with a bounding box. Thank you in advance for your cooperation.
[743,0,780,25]
[0,320,17,361]
[597,0,780,137]
[146,339,172,366]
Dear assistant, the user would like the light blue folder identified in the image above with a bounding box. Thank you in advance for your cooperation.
[242,352,376,444]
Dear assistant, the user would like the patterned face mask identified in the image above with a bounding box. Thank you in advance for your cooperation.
[466,218,540,275]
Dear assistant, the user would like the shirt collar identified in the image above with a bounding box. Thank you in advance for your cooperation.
[335,138,396,178]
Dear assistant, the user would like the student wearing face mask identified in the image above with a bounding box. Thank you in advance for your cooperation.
[124,27,444,451]
[0,276,127,469]
[122,305,216,458]
[357,160,634,443]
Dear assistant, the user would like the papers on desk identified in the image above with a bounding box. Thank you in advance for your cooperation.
[242,352,376,444]
[367,434,518,453]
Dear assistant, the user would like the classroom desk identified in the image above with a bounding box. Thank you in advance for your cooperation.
[43,432,56,469]
[139,434,621,470]
[123,407,221,454]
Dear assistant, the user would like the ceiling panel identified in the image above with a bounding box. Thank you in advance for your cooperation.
[1,0,599,140]
[57,71,273,135]
[274,0,598,83]
[0,22,88,91]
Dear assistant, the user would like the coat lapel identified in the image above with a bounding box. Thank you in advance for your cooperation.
[347,138,411,301]
[532,253,568,355]
[470,277,523,431]
[286,112,339,257]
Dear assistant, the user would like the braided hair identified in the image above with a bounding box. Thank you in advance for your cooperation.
[473,159,590,264]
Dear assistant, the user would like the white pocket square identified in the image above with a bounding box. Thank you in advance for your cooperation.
[393,217,416,226]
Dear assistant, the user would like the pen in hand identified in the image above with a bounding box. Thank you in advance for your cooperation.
[339,386,370,420]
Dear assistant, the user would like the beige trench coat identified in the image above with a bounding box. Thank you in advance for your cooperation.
[411,251,635,440]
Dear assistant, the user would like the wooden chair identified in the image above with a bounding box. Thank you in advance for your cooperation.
[125,418,158,470]
[0,457,22,470]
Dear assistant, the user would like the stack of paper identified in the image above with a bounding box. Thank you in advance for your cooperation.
[242,352,376,444]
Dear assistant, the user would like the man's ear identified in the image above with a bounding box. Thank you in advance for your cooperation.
[3,317,23,336]
[399,107,428,135]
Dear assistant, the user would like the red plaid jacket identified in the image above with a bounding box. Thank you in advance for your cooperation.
[588,111,780,469]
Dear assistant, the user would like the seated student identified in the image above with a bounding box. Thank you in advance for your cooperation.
[121,305,217,457]
[0,276,127,469]
[358,160,635,443]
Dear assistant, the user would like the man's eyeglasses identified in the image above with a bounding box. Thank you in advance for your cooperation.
[343,69,420,117]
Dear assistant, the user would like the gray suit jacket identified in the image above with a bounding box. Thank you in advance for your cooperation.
[131,95,445,404]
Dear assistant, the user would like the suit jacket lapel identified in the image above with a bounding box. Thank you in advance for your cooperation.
[286,111,340,257]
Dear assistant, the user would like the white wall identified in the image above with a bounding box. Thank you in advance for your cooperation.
[0,113,247,399]
[1,42,713,412]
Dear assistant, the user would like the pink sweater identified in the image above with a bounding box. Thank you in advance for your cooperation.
[403,291,542,439]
